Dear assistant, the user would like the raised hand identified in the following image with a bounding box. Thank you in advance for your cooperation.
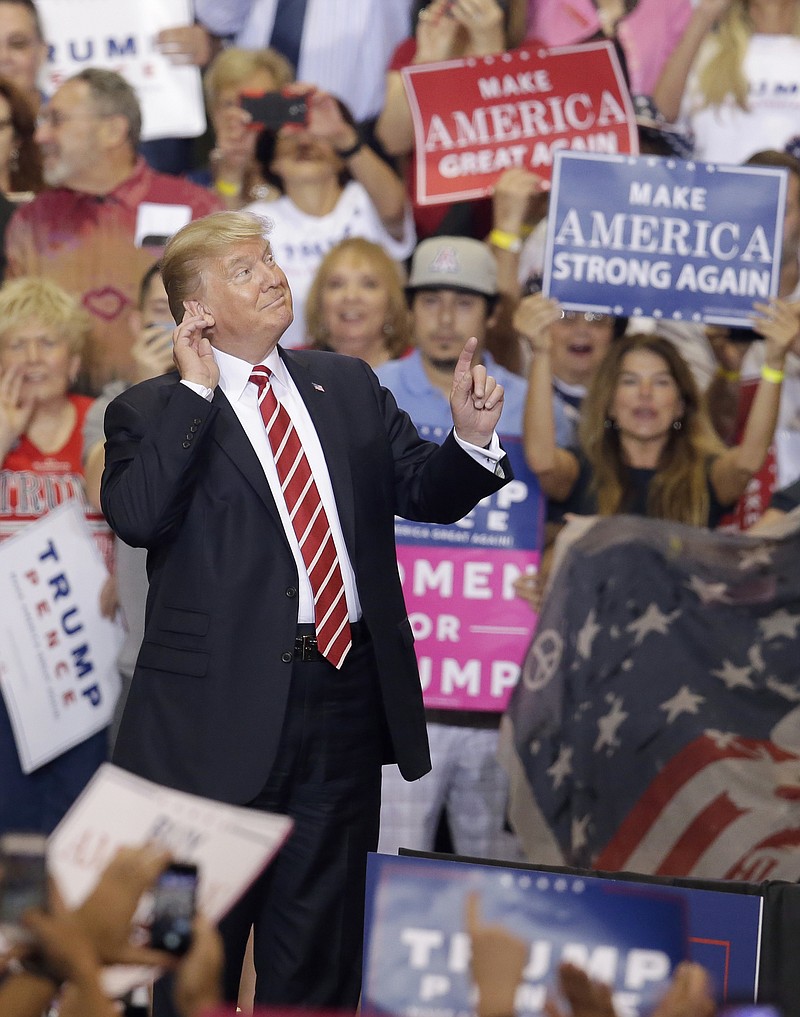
[751,298,800,369]
[174,302,219,390]
[513,292,561,355]
[466,891,528,1017]
[450,336,504,446]
[450,0,505,53]
[0,363,35,458]
[415,0,462,63]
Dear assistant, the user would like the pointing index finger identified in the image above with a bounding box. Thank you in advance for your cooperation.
[454,337,479,386]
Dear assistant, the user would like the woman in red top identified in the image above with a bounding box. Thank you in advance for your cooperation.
[376,0,528,240]
[0,276,112,835]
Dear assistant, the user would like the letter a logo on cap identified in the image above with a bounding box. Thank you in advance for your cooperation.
[428,245,460,275]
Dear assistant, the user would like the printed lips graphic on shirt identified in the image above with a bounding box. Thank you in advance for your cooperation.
[83,287,129,321]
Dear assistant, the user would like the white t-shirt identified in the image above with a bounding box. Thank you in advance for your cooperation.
[679,34,800,164]
[247,181,415,348]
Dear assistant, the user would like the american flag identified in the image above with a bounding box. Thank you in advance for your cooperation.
[501,514,800,881]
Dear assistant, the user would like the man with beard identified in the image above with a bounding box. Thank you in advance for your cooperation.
[6,68,221,394]
[375,236,527,861]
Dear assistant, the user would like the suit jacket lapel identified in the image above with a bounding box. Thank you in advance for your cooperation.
[281,350,357,555]
[210,387,285,530]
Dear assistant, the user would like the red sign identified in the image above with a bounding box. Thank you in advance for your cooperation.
[402,41,638,206]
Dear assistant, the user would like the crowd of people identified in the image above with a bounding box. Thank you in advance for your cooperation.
[2,0,800,1013]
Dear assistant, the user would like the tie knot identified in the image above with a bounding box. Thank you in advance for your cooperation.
[250,365,271,395]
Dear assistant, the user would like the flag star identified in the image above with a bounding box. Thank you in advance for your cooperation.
[547,745,573,789]
[660,685,705,723]
[759,609,800,641]
[572,814,590,852]
[712,659,754,690]
[766,676,800,702]
[576,608,601,660]
[626,603,680,645]
[705,729,740,749]
[594,696,628,752]
[738,544,774,570]
[749,645,765,673]
[686,575,729,604]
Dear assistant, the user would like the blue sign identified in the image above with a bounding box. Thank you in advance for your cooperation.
[394,436,544,552]
[362,854,688,1017]
[542,153,787,327]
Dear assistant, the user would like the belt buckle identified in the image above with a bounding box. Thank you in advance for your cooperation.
[295,633,319,661]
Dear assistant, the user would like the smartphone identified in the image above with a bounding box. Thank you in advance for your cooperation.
[149,861,198,956]
[240,91,308,132]
[726,325,762,343]
[140,234,171,248]
[0,832,48,945]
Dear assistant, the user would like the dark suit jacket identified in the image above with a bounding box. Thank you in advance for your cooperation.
[101,348,510,804]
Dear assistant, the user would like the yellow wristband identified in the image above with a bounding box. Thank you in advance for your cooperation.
[761,364,785,384]
[214,178,240,198]
[489,228,522,253]
[716,366,740,382]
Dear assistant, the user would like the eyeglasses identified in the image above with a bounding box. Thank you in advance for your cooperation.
[35,110,110,130]
[559,310,612,326]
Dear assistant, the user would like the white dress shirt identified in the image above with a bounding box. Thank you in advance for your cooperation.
[181,346,504,622]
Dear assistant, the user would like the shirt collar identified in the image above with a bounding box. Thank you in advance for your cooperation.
[404,347,498,396]
[215,344,286,403]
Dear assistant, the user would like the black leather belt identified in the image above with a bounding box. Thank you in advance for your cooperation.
[294,620,369,661]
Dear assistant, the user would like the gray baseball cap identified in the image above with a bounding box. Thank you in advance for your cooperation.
[406,236,498,297]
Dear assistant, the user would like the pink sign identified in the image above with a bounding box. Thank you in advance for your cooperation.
[397,545,539,712]
[402,41,638,206]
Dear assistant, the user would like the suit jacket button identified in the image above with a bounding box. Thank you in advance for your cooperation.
[182,440,191,448]
[193,418,202,425]
[185,433,193,441]
[281,651,292,663]
[286,587,297,598]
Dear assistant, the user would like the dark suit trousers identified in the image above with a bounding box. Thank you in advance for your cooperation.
[155,633,385,1014]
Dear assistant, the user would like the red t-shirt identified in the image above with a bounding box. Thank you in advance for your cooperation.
[0,394,114,569]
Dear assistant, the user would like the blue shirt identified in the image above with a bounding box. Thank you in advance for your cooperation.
[376,349,527,442]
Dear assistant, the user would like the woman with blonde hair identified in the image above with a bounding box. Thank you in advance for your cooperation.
[305,238,410,367]
[520,296,798,526]
[189,46,294,208]
[0,276,113,835]
[653,0,800,163]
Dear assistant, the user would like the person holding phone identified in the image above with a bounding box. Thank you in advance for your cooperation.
[189,47,294,210]
[244,85,415,348]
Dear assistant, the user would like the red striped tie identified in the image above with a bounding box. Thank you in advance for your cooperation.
[250,366,352,668]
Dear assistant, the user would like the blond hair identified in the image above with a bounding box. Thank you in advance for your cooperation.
[305,239,410,359]
[697,0,800,110]
[204,47,294,110]
[0,277,91,355]
[578,334,724,526]
[161,211,271,323]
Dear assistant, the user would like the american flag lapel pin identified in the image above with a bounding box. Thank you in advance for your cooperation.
[313,383,325,392]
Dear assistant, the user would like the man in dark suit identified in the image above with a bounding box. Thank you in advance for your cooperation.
[100,211,511,1012]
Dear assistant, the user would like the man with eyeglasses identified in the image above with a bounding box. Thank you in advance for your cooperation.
[5,67,221,395]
